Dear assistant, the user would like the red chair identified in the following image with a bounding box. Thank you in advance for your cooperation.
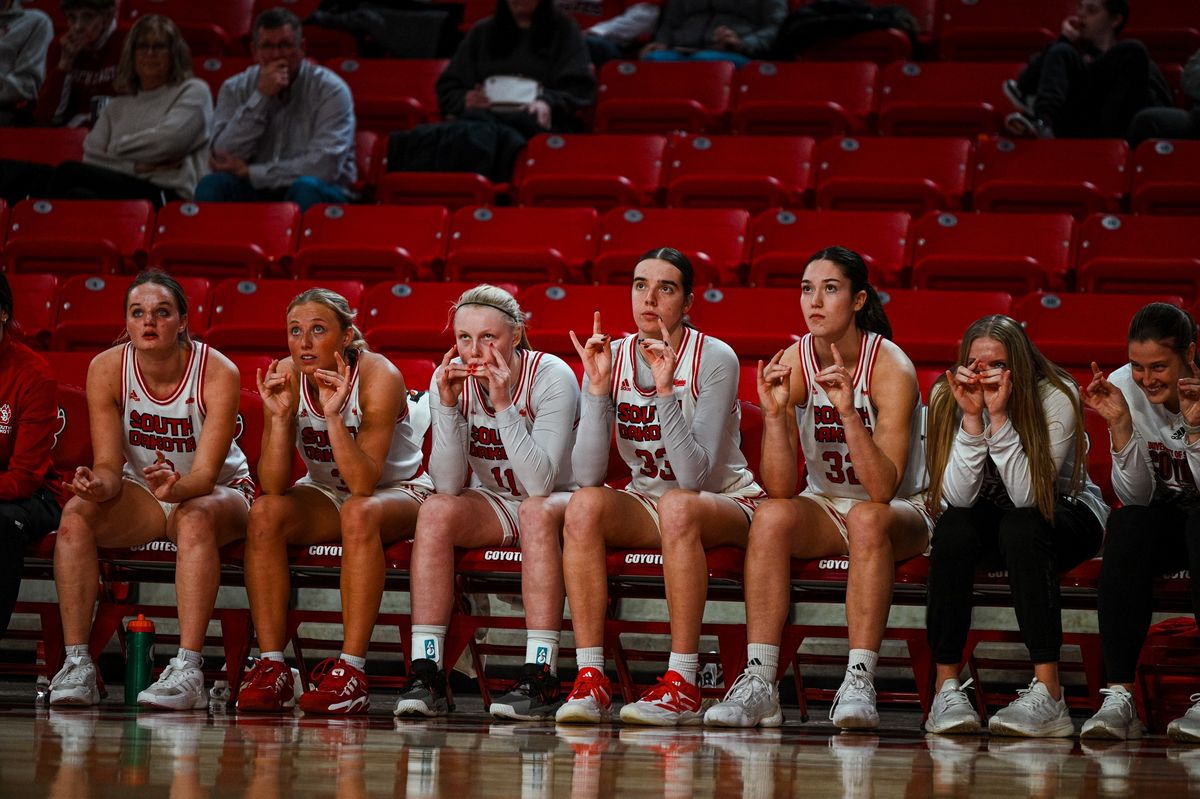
[8,273,58,347]
[360,281,486,359]
[1075,214,1200,300]
[747,209,911,287]
[444,205,597,285]
[663,133,814,211]
[204,278,364,354]
[0,127,86,164]
[971,138,1129,218]
[687,286,805,362]
[389,356,438,395]
[41,352,97,390]
[325,58,448,134]
[352,129,378,197]
[939,0,1077,60]
[1123,0,1200,63]
[375,172,499,209]
[461,0,626,30]
[882,288,1014,367]
[518,283,639,358]
[191,55,254,100]
[125,0,254,54]
[2,199,153,275]
[594,60,734,134]
[731,61,877,137]
[1130,139,1200,216]
[909,211,1074,295]
[227,354,273,392]
[148,201,300,279]
[51,274,211,351]
[876,61,1024,137]
[514,134,667,209]
[294,203,448,282]
[593,207,750,286]
[813,136,972,215]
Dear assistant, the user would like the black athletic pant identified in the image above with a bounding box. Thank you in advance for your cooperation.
[927,499,1103,665]
[0,487,61,637]
[44,161,178,207]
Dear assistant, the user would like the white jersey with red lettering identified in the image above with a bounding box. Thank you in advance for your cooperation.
[795,331,927,500]
[120,342,251,490]
[610,328,756,498]
[1109,364,1200,508]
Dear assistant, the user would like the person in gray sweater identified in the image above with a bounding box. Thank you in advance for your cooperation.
[44,14,212,205]
[195,7,356,211]
[1129,48,1200,145]
[641,0,787,67]
[0,0,53,126]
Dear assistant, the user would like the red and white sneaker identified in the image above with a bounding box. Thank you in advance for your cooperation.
[299,659,370,715]
[236,659,296,713]
[619,671,702,726]
[555,667,613,724]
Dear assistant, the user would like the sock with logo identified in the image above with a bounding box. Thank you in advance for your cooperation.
[411,625,447,668]
[339,653,367,672]
[847,648,879,682]
[575,646,605,673]
[667,652,700,686]
[65,644,91,663]
[525,630,560,675]
[176,647,203,669]
[261,651,286,663]
[746,643,779,683]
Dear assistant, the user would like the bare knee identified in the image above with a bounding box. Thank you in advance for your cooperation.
[657,490,702,548]
[747,498,796,548]
[517,497,563,549]
[413,494,466,547]
[339,496,383,549]
[54,502,98,553]
[845,502,893,558]
[172,500,220,551]
[246,495,293,546]
[563,487,611,546]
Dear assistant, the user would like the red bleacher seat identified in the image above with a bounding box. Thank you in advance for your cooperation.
[593,207,749,286]
[594,60,734,134]
[939,0,1077,60]
[1075,213,1200,300]
[125,0,254,54]
[389,357,438,395]
[1130,139,1200,216]
[294,203,448,282]
[881,288,1014,367]
[0,127,86,164]
[876,61,1023,137]
[731,61,877,137]
[41,351,95,389]
[148,201,299,279]
[444,205,597,285]
[1123,0,1200,63]
[352,129,378,196]
[971,138,1129,218]
[8,273,57,347]
[51,274,211,351]
[191,55,254,100]
[3,199,152,275]
[790,0,926,61]
[518,283,639,358]
[514,133,667,209]
[462,0,625,30]
[0,198,6,248]
[687,286,805,362]
[813,136,972,215]
[747,209,911,287]
[909,211,1074,295]
[204,278,364,354]
[326,58,447,134]
[54,381,93,471]
[360,281,486,359]
[226,354,272,392]
[375,171,498,209]
[663,133,814,211]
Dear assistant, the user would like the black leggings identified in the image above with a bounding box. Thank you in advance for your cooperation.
[926,499,1103,665]
[1098,503,1200,683]
[0,487,61,637]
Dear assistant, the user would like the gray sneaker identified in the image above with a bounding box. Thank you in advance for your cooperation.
[1168,693,1200,742]
[1081,685,1144,740]
[988,679,1074,738]
[925,678,981,734]
[704,671,782,728]
[829,668,879,730]
[489,663,563,721]
[393,658,451,718]
[1005,111,1054,139]
[48,656,100,707]
[137,657,208,711]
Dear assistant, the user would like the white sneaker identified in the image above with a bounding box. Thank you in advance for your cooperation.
[924,678,981,735]
[987,737,1073,794]
[1081,739,1135,795]
[830,734,879,799]
[48,656,100,707]
[829,668,879,730]
[1168,693,1200,742]
[138,657,208,710]
[46,708,99,765]
[1081,686,1144,740]
[988,679,1074,738]
[703,671,783,728]
[925,734,980,792]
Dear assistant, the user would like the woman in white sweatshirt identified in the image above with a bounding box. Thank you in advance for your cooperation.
[45,14,211,204]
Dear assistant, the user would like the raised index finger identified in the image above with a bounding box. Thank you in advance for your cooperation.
[1090,361,1104,381]
[593,310,603,337]
[830,342,845,369]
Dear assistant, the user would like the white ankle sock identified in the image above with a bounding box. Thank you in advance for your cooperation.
[65,644,91,662]
[575,646,605,672]
[525,630,560,675]
[176,647,202,668]
[848,649,879,680]
[746,643,779,683]
[261,651,286,663]
[339,653,366,671]
[667,652,700,685]
[411,625,447,667]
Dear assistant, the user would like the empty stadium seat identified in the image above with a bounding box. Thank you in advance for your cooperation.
[1123,0,1200,63]
[517,283,639,358]
[375,172,498,209]
[1130,140,1200,216]
[663,133,814,211]
[191,55,254,100]
[204,278,364,354]
[687,286,805,362]
[876,61,1023,137]
[125,0,254,54]
[909,211,1074,295]
[731,61,877,137]
[971,138,1129,217]
[881,289,1014,366]
[813,136,972,215]
[747,209,911,288]
[51,275,212,351]
[325,58,448,133]
[939,0,1077,60]
[352,129,379,196]
[514,134,667,208]
[360,281,488,358]
[389,357,438,395]
[41,351,96,388]
[294,204,448,282]
[148,201,300,279]
[1075,214,1200,300]
[7,273,57,346]
[593,207,749,286]
[594,60,734,134]
[227,354,273,392]
[3,199,153,275]
[0,127,86,164]
[445,206,597,285]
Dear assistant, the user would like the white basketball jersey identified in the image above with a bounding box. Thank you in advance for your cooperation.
[796,331,927,499]
[1111,364,1200,506]
[121,342,251,488]
[610,329,755,498]
[297,359,427,494]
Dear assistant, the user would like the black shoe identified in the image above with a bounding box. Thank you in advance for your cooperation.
[393,658,453,718]
[489,663,563,721]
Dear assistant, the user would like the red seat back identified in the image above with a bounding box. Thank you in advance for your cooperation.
[813,136,972,215]
[971,138,1129,218]
[1131,139,1200,216]
[149,201,300,279]
[593,207,749,286]
[664,133,814,211]
[515,134,667,209]
[445,206,597,285]
[295,203,448,282]
[748,208,911,287]
[594,60,734,134]
[325,58,448,133]
[732,61,877,137]
[876,61,1024,137]
[4,199,153,275]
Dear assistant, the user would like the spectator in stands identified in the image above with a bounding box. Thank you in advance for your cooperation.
[922,316,1106,738]
[0,275,64,640]
[48,270,252,710]
[555,247,764,727]
[563,1,660,65]
[1129,48,1200,145]
[436,0,596,136]
[195,7,355,211]
[641,0,786,67]
[0,0,54,126]
[43,15,212,205]
[37,0,121,127]
[1003,0,1170,139]
[1080,303,1200,742]
[394,285,579,722]
[704,246,930,731]
[236,289,433,715]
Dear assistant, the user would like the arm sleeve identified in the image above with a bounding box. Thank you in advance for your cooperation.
[941,424,988,507]
[427,369,471,494]
[654,339,739,490]
[107,81,213,163]
[436,28,482,118]
[739,0,788,56]
[34,63,68,125]
[209,72,270,160]
[540,21,596,118]
[81,104,129,172]
[0,373,58,501]
[1110,430,1157,506]
[495,358,580,497]
[0,15,52,105]
[246,76,355,189]
[572,382,615,488]
[985,385,1077,508]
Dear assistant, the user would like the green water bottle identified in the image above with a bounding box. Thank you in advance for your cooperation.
[124,614,155,706]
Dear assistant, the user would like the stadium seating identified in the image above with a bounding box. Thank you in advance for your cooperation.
[971,138,1129,217]
[813,136,972,215]
[191,55,254,100]
[125,0,254,55]
[227,354,273,392]
[938,0,1077,60]
[881,288,1014,366]
[876,61,1023,137]
[360,281,486,359]
[3,199,153,275]
[326,58,448,134]
[663,133,814,211]
[0,127,85,164]
[51,274,212,351]
[592,207,750,286]
[203,278,364,354]
[41,351,96,388]
[1123,0,1200,63]
[294,203,449,282]
[444,205,597,285]
[731,61,877,137]
[748,209,911,287]
[390,357,438,395]
[7,273,57,347]
[517,283,638,358]
[148,201,300,279]
[1130,139,1200,216]
[375,171,498,208]
[687,286,805,362]
[514,134,667,208]
[1075,213,1200,300]
[594,60,734,134]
